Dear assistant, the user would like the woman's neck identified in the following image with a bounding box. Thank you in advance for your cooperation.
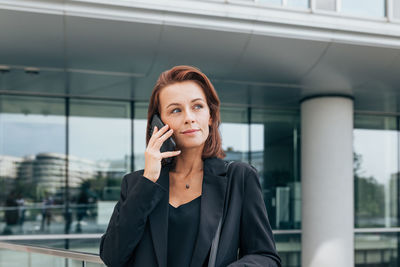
[173,148,203,176]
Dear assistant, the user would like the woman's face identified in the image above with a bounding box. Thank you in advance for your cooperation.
[159,81,212,150]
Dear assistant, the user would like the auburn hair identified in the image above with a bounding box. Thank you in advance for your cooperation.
[146,65,225,159]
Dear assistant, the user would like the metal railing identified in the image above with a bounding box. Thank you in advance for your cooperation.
[0,241,104,267]
[1,228,399,267]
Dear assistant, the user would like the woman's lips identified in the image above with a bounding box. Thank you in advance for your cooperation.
[182,129,200,134]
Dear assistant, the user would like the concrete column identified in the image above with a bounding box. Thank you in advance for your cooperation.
[301,96,354,267]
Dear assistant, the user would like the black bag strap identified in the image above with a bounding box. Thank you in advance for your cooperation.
[208,160,233,267]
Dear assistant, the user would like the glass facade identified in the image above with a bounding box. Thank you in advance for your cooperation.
[0,94,301,265]
[68,99,131,234]
[0,96,66,236]
[354,115,398,228]
[221,107,250,162]
[275,233,301,267]
[354,114,400,267]
[4,96,400,267]
[355,232,400,266]
[251,109,301,230]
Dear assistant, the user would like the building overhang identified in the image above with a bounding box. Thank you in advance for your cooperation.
[0,0,399,113]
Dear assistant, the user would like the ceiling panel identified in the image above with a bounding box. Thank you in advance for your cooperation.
[153,25,249,78]
[1,9,400,112]
[0,9,64,68]
[65,16,162,74]
[229,34,328,83]
[302,43,399,92]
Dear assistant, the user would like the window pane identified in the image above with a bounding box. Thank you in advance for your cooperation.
[69,99,131,234]
[0,95,65,236]
[342,0,385,17]
[355,232,400,266]
[354,115,398,228]
[316,0,336,11]
[395,0,400,19]
[251,109,301,230]
[259,0,282,6]
[133,102,148,171]
[288,0,309,8]
[220,107,249,163]
[274,233,301,267]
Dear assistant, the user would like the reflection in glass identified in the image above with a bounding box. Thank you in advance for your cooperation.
[251,110,301,230]
[133,103,148,171]
[220,107,249,163]
[0,96,65,236]
[69,99,131,234]
[354,115,398,228]
[355,232,399,266]
[341,0,385,17]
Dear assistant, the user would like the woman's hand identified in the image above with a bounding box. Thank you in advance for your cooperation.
[143,124,181,182]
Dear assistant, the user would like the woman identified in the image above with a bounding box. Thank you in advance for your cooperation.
[100,66,281,267]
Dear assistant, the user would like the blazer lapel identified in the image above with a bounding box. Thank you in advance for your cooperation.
[149,165,170,267]
[190,158,228,267]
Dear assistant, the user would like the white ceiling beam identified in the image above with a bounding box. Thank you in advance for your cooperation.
[0,0,400,48]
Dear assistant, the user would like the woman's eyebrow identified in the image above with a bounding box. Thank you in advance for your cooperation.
[166,98,205,109]
[191,98,205,103]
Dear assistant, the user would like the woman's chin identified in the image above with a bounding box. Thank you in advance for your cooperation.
[176,141,205,151]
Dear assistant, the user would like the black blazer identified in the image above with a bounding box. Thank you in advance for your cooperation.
[100,157,281,267]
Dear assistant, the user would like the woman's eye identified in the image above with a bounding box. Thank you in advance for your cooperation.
[194,104,203,109]
[171,108,181,114]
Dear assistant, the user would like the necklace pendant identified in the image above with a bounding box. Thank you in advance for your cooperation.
[185,184,190,189]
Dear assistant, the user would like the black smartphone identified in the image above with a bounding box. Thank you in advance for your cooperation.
[149,114,177,163]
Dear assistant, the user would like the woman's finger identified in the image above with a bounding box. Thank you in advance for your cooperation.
[161,150,181,158]
[147,126,156,147]
[148,124,168,147]
[153,124,169,138]
[154,129,174,149]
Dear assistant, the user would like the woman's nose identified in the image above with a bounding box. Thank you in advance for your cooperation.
[184,110,196,123]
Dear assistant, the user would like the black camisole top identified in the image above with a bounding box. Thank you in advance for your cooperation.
[167,196,201,267]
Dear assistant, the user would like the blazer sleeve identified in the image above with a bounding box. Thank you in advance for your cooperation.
[227,165,282,267]
[99,171,166,267]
